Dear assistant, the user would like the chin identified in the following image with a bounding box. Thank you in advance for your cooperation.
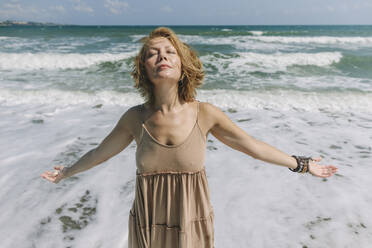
[152,76,180,85]
[155,73,180,81]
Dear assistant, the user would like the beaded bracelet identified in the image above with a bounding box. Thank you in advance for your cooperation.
[289,155,312,173]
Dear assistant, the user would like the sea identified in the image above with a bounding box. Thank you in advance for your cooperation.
[0,25,371,248]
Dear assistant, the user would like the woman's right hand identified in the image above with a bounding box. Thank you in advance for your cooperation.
[41,165,67,184]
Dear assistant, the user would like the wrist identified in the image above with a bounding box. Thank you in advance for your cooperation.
[288,156,298,170]
[60,167,70,179]
[289,155,311,173]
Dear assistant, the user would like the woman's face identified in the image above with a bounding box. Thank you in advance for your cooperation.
[144,37,182,85]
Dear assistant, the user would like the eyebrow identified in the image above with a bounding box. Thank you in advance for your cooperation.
[148,45,175,50]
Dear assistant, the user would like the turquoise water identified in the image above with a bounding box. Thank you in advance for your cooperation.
[1,26,371,248]
[1,25,372,94]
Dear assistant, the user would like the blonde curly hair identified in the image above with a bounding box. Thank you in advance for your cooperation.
[131,27,204,105]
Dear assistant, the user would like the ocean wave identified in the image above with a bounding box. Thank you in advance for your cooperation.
[130,35,146,42]
[0,88,370,112]
[175,35,372,49]
[0,52,135,70]
[176,35,293,51]
[335,54,372,78]
[0,89,141,107]
[248,31,265,36]
[0,36,118,54]
[249,36,372,45]
[264,30,309,36]
[201,52,342,73]
[199,89,372,112]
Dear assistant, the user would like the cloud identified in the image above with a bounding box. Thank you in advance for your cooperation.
[50,5,65,13]
[0,2,39,19]
[363,2,372,8]
[327,6,335,12]
[160,6,173,13]
[72,0,94,13]
[104,0,129,14]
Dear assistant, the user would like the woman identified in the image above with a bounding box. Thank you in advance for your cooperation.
[41,27,338,248]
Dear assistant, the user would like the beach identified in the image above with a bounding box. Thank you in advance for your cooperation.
[0,25,371,247]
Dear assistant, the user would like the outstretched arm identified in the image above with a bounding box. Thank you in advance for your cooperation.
[41,107,136,183]
[203,103,338,178]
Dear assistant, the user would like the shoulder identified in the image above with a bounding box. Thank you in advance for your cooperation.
[199,101,219,110]
[198,101,227,131]
[112,104,146,140]
[117,104,144,130]
[199,101,224,118]
[119,104,142,119]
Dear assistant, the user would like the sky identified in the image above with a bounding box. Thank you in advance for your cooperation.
[0,0,372,25]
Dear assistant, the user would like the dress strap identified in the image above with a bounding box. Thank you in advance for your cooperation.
[196,100,200,125]
[139,104,145,143]
[195,100,206,142]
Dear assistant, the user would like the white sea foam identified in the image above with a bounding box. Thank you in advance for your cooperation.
[105,42,141,53]
[178,35,231,45]
[0,36,112,53]
[177,35,372,50]
[131,34,291,51]
[202,52,342,73]
[129,34,372,46]
[1,27,372,248]
[249,31,265,36]
[130,35,146,42]
[0,89,142,107]
[249,36,372,45]
[0,88,371,112]
[1,87,371,248]
[0,52,135,70]
[198,89,372,112]
[0,38,41,51]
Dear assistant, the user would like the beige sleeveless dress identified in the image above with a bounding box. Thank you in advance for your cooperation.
[128,101,215,248]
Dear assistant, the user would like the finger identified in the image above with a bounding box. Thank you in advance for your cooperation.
[325,168,336,177]
[312,157,322,162]
[42,171,61,179]
[321,172,331,178]
[41,171,52,178]
[315,170,328,178]
[54,165,64,170]
[40,172,48,177]
[41,170,63,183]
[324,166,337,173]
[45,171,57,177]
[317,168,329,177]
[42,174,56,182]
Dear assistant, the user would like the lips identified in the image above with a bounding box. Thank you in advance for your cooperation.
[158,64,171,70]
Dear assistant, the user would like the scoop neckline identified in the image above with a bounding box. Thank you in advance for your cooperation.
[142,121,198,148]
[140,100,200,148]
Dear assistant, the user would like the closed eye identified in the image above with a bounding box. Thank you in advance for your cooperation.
[147,52,156,57]
[146,49,158,58]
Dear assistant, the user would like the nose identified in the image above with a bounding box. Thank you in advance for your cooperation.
[158,50,168,62]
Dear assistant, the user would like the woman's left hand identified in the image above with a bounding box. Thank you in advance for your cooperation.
[308,157,338,178]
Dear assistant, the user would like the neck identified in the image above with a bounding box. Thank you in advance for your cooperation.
[150,82,184,113]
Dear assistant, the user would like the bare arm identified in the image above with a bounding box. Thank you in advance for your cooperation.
[41,107,136,183]
[202,102,337,177]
